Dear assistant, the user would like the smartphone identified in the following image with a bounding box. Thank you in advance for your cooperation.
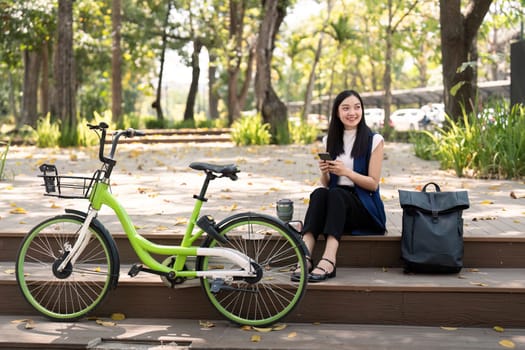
[318,152,332,161]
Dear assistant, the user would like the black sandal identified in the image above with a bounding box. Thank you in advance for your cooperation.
[308,258,336,283]
[290,256,312,282]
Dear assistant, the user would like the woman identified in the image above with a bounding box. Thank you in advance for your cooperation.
[292,90,386,283]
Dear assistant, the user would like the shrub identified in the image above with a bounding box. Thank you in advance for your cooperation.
[417,100,525,179]
[230,114,271,146]
[36,113,60,148]
[290,121,319,144]
[409,131,437,161]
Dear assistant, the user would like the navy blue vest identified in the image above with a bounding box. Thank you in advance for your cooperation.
[328,132,386,235]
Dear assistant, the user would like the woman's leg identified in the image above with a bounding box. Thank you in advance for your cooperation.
[311,235,338,275]
[292,188,329,279]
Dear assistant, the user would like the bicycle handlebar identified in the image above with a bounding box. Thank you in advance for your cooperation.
[87,122,145,176]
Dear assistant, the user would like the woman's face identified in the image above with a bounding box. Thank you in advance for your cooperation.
[338,95,362,130]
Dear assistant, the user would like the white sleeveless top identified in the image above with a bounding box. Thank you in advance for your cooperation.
[323,129,384,186]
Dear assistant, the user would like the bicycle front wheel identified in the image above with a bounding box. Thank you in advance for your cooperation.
[16,214,117,321]
[196,213,308,326]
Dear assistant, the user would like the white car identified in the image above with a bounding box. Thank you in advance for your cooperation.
[364,108,385,129]
[389,108,425,131]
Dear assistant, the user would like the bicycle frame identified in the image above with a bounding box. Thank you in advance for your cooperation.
[58,178,257,280]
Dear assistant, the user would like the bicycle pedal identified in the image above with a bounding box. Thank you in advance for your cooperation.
[128,263,143,277]
[197,215,228,244]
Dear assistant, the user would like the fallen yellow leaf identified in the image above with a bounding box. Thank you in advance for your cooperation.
[199,320,215,328]
[480,200,494,205]
[174,217,188,226]
[4,269,15,274]
[440,326,458,331]
[110,313,126,321]
[96,319,116,327]
[10,319,35,329]
[470,282,488,287]
[10,207,27,214]
[240,325,252,331]
[11,319,29,324]
[272,323,287,331]
[499,339,516,348]
[251,335,261,342]
[253,326,273,333]
[287,331,297,338]
[493,326,505,332]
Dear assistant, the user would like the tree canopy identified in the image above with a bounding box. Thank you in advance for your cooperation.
[0,0,523,139]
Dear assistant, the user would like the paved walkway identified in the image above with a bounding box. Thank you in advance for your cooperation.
[1,316,525,349]
[0,141,523,237]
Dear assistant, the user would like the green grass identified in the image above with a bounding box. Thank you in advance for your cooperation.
[412,100,525,179]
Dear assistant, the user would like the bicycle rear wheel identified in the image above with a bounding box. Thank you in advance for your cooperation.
[16,214,117,321]
[196,213,308,326]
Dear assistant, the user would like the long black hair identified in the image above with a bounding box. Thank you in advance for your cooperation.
[326,90,372,159]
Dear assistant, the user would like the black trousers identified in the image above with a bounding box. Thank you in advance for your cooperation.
[302,186,376,241]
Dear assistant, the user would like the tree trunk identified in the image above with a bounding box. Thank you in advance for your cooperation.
[111,0,122,124]
[55,0,76,133]
[302,34,324,121]
[183,40,202,122]
[21,50,41,129]
[439,0,492,122]
[40,41,50,117]
[255,0,289,144]
[382,0,394,138]
[227,0,244,124]
[208,52,219,120]
[238,41,255,111]
[153,0,173,122]
[383,27,394,137]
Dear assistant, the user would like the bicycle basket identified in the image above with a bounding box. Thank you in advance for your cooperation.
[38,164,101,199]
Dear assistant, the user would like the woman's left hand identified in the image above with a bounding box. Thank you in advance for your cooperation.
[327,160,351,177]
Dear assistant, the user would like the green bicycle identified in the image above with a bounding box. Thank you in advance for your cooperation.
[15,122,308,326]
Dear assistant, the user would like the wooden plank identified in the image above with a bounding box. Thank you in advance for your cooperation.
[3,266,525,326]
[3,233,525,267]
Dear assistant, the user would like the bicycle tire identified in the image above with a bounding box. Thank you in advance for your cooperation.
[16,214,117,321]
[196,213,308,326]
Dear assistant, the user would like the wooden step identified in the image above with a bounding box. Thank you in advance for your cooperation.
[1,263,524,327]
[2,232,525,268]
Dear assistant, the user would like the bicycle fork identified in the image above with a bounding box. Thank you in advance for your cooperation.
[55,208,98,273]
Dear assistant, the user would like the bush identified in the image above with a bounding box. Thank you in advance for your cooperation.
[230,114,271,146]
[290,121,319,144]
[77,111,115,147]
[409,131,437,161]
[36,114,60,148]
[415,100,525,179]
